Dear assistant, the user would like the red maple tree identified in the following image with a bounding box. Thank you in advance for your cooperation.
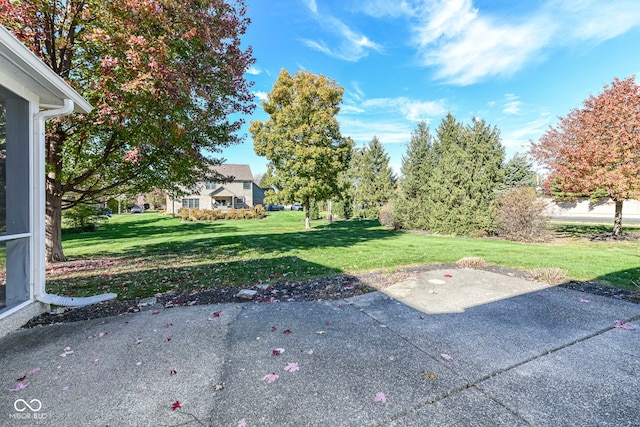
[530,76,640,236]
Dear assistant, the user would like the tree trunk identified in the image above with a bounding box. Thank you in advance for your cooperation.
[328,199,333,223]
[613,200,623,237]
[45,178,66,262]
[45,130,67,262]
[305,209,310,229]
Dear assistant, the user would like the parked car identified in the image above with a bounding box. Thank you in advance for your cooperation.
[267,203,284,211]
[290,203,303,211]
[131,205,144,214]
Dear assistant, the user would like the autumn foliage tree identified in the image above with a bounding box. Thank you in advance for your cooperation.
[0,0,255,261]
[530,76,640,236]
[251,69,353,229]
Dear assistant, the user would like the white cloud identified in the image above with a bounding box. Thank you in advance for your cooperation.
[247,66,262,76]
[357,0,415,18]
[253,91,269,102]
[503,94,521,115]
[407,0,640,85]
[302,0,317,14]
[301,6,382,61]
[339,117,413,144]
[362,97,446,121]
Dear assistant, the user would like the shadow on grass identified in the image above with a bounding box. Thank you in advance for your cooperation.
[591,267,640,291]
[46,255,345,300]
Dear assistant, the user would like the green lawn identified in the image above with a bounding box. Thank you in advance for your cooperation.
[47,211,640,300]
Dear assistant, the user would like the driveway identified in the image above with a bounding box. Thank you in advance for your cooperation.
[0,269,638,426]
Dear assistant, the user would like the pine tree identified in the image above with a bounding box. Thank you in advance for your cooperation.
[352,136,396,218]
[502,153,537,190]
[425,114,505,235]
[394,121,434,229]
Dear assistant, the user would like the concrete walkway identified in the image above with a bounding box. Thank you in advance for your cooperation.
[1,269,639,426]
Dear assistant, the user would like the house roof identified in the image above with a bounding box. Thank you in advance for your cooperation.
[209,187,236,197]
[212,164,254,182]
[0,25,92,113]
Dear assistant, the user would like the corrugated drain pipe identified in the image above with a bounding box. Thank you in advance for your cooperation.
[34,99,117,307]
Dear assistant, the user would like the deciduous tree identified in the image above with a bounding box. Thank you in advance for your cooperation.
[0,0,255,261]
[530,76,640,236]
[250,69,353,229]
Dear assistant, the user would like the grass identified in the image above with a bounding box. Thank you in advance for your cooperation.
[46,211,640,300]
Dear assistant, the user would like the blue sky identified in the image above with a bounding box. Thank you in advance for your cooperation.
[221,0,640,178]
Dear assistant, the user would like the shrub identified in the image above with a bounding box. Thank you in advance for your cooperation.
[378,202,398,229]
[531,267,567,284]
[62,204,109,233]
[177,206,266,222]
[494,186,549,242]
[456,257,487,269]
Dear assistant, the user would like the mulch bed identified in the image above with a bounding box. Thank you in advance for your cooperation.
[22,264,639,328]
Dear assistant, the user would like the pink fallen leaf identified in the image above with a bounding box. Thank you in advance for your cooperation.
[271,326,277,332]
[94,358,100,366]
[60,346,74,357]
[9,382,29,392]
[444,274,453,278]
[28,368,40,375]
[536,293,544,297]
[306,349,314,355]
[614,320,635,330]
[152,310,160,315]
[262,372,279,383]
[99,332,108,337]
[283,329,293,335]
[171,400,182,411]
[374,392,387,403]
[272,348,285,356]
[441,353,453,361]
[188,300,197,306]
[16,375,26,382]
[135,338,142,345]
[238,419,247,427]
[166,336,172,342]
[170,369,177,376]
[578,298,589,303]
[284,362,299,372]
[62,386,69,391]
[208,311,222,321]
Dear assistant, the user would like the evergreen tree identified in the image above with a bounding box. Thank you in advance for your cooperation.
[426,114,505,235]
[394,121,434,229]
[502,153,537,190]
[352,136,396,218]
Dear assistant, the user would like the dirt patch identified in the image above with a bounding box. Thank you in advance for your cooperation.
[22,264,638,328]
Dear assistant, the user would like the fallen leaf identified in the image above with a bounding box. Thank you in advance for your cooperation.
[214,383,224,391]
[374,392,387,403]
[16,375,26,382]
[152,310,160,315]
[238,419,247,427]
[444,274,453,278]
[62,386,69,391]
[99,332,108,337]
[166,336,172,342]
[421,370,437,380]
[271,326,277,332]
[306,349,314,355]
[60,346,74,357]
[284,362,299,372]
[440,353,453,362]
[9,382,29,392]
[135,338,142,345]
[94,358,100,366]
[170,370,177,376]
[171,400,182,411]
[272,348,285,356]
[578,298,589,303]
[614,320,635,330]
[28,368,40,375]
[283,329,293,335]
[536,293,544,297]
[262,372,279,383]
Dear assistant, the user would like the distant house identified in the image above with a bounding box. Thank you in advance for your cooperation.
[166,164,265,213]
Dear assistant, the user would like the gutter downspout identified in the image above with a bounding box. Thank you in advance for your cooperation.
[34,99,117,307]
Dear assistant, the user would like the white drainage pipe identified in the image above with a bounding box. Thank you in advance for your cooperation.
[34,99,117,307]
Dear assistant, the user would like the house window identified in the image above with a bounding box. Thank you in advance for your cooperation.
[243,181,250,190]
[205,182,217,190]
[0,94,31,312]
[182,198,200,209]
